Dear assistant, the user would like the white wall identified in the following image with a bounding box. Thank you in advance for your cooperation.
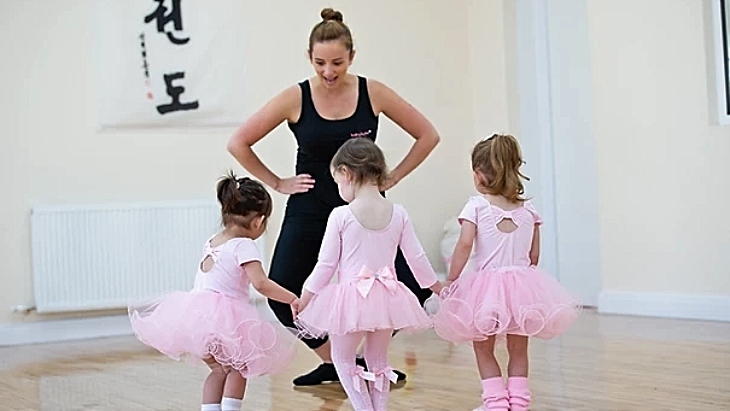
[588,0,730,321]
[467,0,514,138]
[509,0,603,306]
[0,0,492,327]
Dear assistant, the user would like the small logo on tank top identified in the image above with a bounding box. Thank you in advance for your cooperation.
[350,130,372,138]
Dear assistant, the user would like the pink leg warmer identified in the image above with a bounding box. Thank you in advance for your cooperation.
[507,376,531,411]
[480,377,509,411]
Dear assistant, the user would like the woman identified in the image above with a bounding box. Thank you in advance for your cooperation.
[227,8,440,386]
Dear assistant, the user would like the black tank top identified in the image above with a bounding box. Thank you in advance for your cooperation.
[285,76,379,217]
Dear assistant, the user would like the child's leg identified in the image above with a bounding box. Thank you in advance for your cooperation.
[473,338,500,380]
[354,329,405,381]
[473,338,508,411]
[221,371,247,411]
[331,332,374,411]
[363,329,396,411]
[506,335,530,411]
[506,334,529,377]
[202,356,227,410]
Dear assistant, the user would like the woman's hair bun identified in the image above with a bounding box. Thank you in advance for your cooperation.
[320,8,343,23]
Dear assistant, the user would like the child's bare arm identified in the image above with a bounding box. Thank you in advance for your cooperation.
[243,261,297,304]
[447,221,476,283]
[529,225,540,266]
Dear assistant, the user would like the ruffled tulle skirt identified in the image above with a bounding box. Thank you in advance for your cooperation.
[429,266,580,343]
[129,289,297,377]
[295,280,432,338]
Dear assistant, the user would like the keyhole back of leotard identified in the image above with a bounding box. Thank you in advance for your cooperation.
[200,255,215,273]
[496,217,518,234]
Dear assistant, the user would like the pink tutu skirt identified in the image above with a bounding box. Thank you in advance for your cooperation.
[295,278,432,338]
[430,265,580,343]
[129,289,297,377]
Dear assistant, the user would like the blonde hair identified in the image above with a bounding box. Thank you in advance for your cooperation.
[471,134,530,202]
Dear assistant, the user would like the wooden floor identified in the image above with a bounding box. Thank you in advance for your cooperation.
[1,309,729,410]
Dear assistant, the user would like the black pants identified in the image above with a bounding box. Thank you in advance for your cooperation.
[267,215,433,349]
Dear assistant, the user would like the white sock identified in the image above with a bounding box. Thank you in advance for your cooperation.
[201,404,221,411]
[221,397,243,411]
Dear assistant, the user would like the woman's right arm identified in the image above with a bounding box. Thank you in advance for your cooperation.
[226,85,315,194]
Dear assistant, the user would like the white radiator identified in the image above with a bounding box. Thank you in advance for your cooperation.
[29,201,268,314]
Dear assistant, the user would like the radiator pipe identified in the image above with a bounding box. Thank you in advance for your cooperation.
[11,305,37,314]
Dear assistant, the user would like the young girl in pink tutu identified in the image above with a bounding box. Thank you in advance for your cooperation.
[430,134,580,411]
[294,137,445,411]
[129,173,301,411]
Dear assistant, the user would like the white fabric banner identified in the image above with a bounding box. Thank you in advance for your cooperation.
[92,0,248,129]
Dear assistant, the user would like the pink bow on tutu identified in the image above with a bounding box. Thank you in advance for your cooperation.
[356,266,398,298]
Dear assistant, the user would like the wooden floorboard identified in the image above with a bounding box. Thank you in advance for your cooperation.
[1,309,729,410]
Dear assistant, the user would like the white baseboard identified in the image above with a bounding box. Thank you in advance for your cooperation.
[598,291,730,322]
[0,315,133,347]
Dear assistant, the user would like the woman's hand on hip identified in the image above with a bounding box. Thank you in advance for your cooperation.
[379,172,401,192]
[275,174,315,194]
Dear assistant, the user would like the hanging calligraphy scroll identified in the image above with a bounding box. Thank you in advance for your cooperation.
[92,0,248,129]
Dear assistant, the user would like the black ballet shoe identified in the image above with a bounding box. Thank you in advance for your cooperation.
[392,369,407,382]
[292,363,340,386]
[355,356,407,382]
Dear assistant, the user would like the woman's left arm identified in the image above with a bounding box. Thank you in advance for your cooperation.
[369,80,441,191]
